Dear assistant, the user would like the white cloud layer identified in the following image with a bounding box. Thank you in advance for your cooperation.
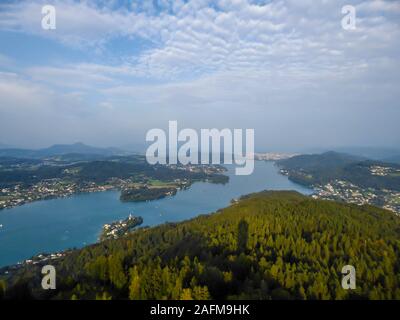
[0,0,399,149]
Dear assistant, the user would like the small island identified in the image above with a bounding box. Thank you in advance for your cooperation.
[100,214,143,241]
[120,185,178,202]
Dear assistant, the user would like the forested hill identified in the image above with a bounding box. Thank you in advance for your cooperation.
[2,191,400,300]
[277,152,400,191]
[277,151,365,172]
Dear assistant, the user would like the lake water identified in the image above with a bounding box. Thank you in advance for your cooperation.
[0,161,312,267]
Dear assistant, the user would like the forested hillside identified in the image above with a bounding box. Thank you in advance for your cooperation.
[278,152,400,191]
[2,191,400,300]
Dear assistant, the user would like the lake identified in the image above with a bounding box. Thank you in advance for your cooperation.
[0,161,312,267]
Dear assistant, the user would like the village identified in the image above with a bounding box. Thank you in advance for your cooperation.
[100,215,143,241]
[312,180,400,215]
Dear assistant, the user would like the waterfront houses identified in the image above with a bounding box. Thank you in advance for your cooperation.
[312,180,400,214]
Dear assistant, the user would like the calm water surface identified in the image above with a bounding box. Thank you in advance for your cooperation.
[0,161,312,267]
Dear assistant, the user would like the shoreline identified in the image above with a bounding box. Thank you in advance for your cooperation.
[0,172,228,212]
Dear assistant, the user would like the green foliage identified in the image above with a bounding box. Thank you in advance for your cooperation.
[278,152,400,191]
[3,191,400,300]
[0,280,6,299]
[108,253,127,290]
[129,266,141,300]
[237,219,249,253]
[95,291,112,300]
[120,186,177,202]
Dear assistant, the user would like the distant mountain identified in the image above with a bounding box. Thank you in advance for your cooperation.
[277,151,365,171]
[0,143,128,159]
[36,143,124,157]
[310,146,400,161]
[119,143,147,154]
[0,148,37,158]
[277,151,400,191]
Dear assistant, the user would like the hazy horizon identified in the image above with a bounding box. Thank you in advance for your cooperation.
[2,140,400,158]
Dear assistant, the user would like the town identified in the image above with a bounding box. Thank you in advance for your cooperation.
[276,152,400,215]
[312,180,400,215]
[100,215,143,241]
[0,180,114,210]
[253,152,298,161]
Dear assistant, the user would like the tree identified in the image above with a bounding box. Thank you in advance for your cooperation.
[237,219,249,253]
[129,266,141,300]
[192,286,210,300]
[108,254,127,289]
[0,280,6,299]
[96,291,112,300]
[180,288,193,300]
[86,255,108,282]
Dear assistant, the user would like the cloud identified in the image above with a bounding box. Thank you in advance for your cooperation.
[0,53,14,68]
[1,0,399,81]
[26,65,118,89]
[0,0,399,149]
[357,0,400,13]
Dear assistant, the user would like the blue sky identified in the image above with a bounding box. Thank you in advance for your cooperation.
[0,0,399,151]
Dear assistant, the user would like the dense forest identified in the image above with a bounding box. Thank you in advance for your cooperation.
[1,191,400,300]
[120,186,177,202]
[278,152,400,191]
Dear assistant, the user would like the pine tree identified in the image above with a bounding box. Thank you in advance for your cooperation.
[108,254,127,289]
[0,280,6,299]
[129,266,141,300]
[192,286,211,300]
[180,288,193,300]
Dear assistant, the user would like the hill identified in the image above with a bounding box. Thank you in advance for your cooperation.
[0,143,127,159]
[277,151,364,172]
[36,143,124,157]
[2,191,400,300]
[333,147,400,162]
[277,152,400,191]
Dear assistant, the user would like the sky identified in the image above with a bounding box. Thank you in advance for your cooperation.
[0,0,399,152]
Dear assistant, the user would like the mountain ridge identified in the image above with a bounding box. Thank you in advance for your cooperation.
[0,142,128,159]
